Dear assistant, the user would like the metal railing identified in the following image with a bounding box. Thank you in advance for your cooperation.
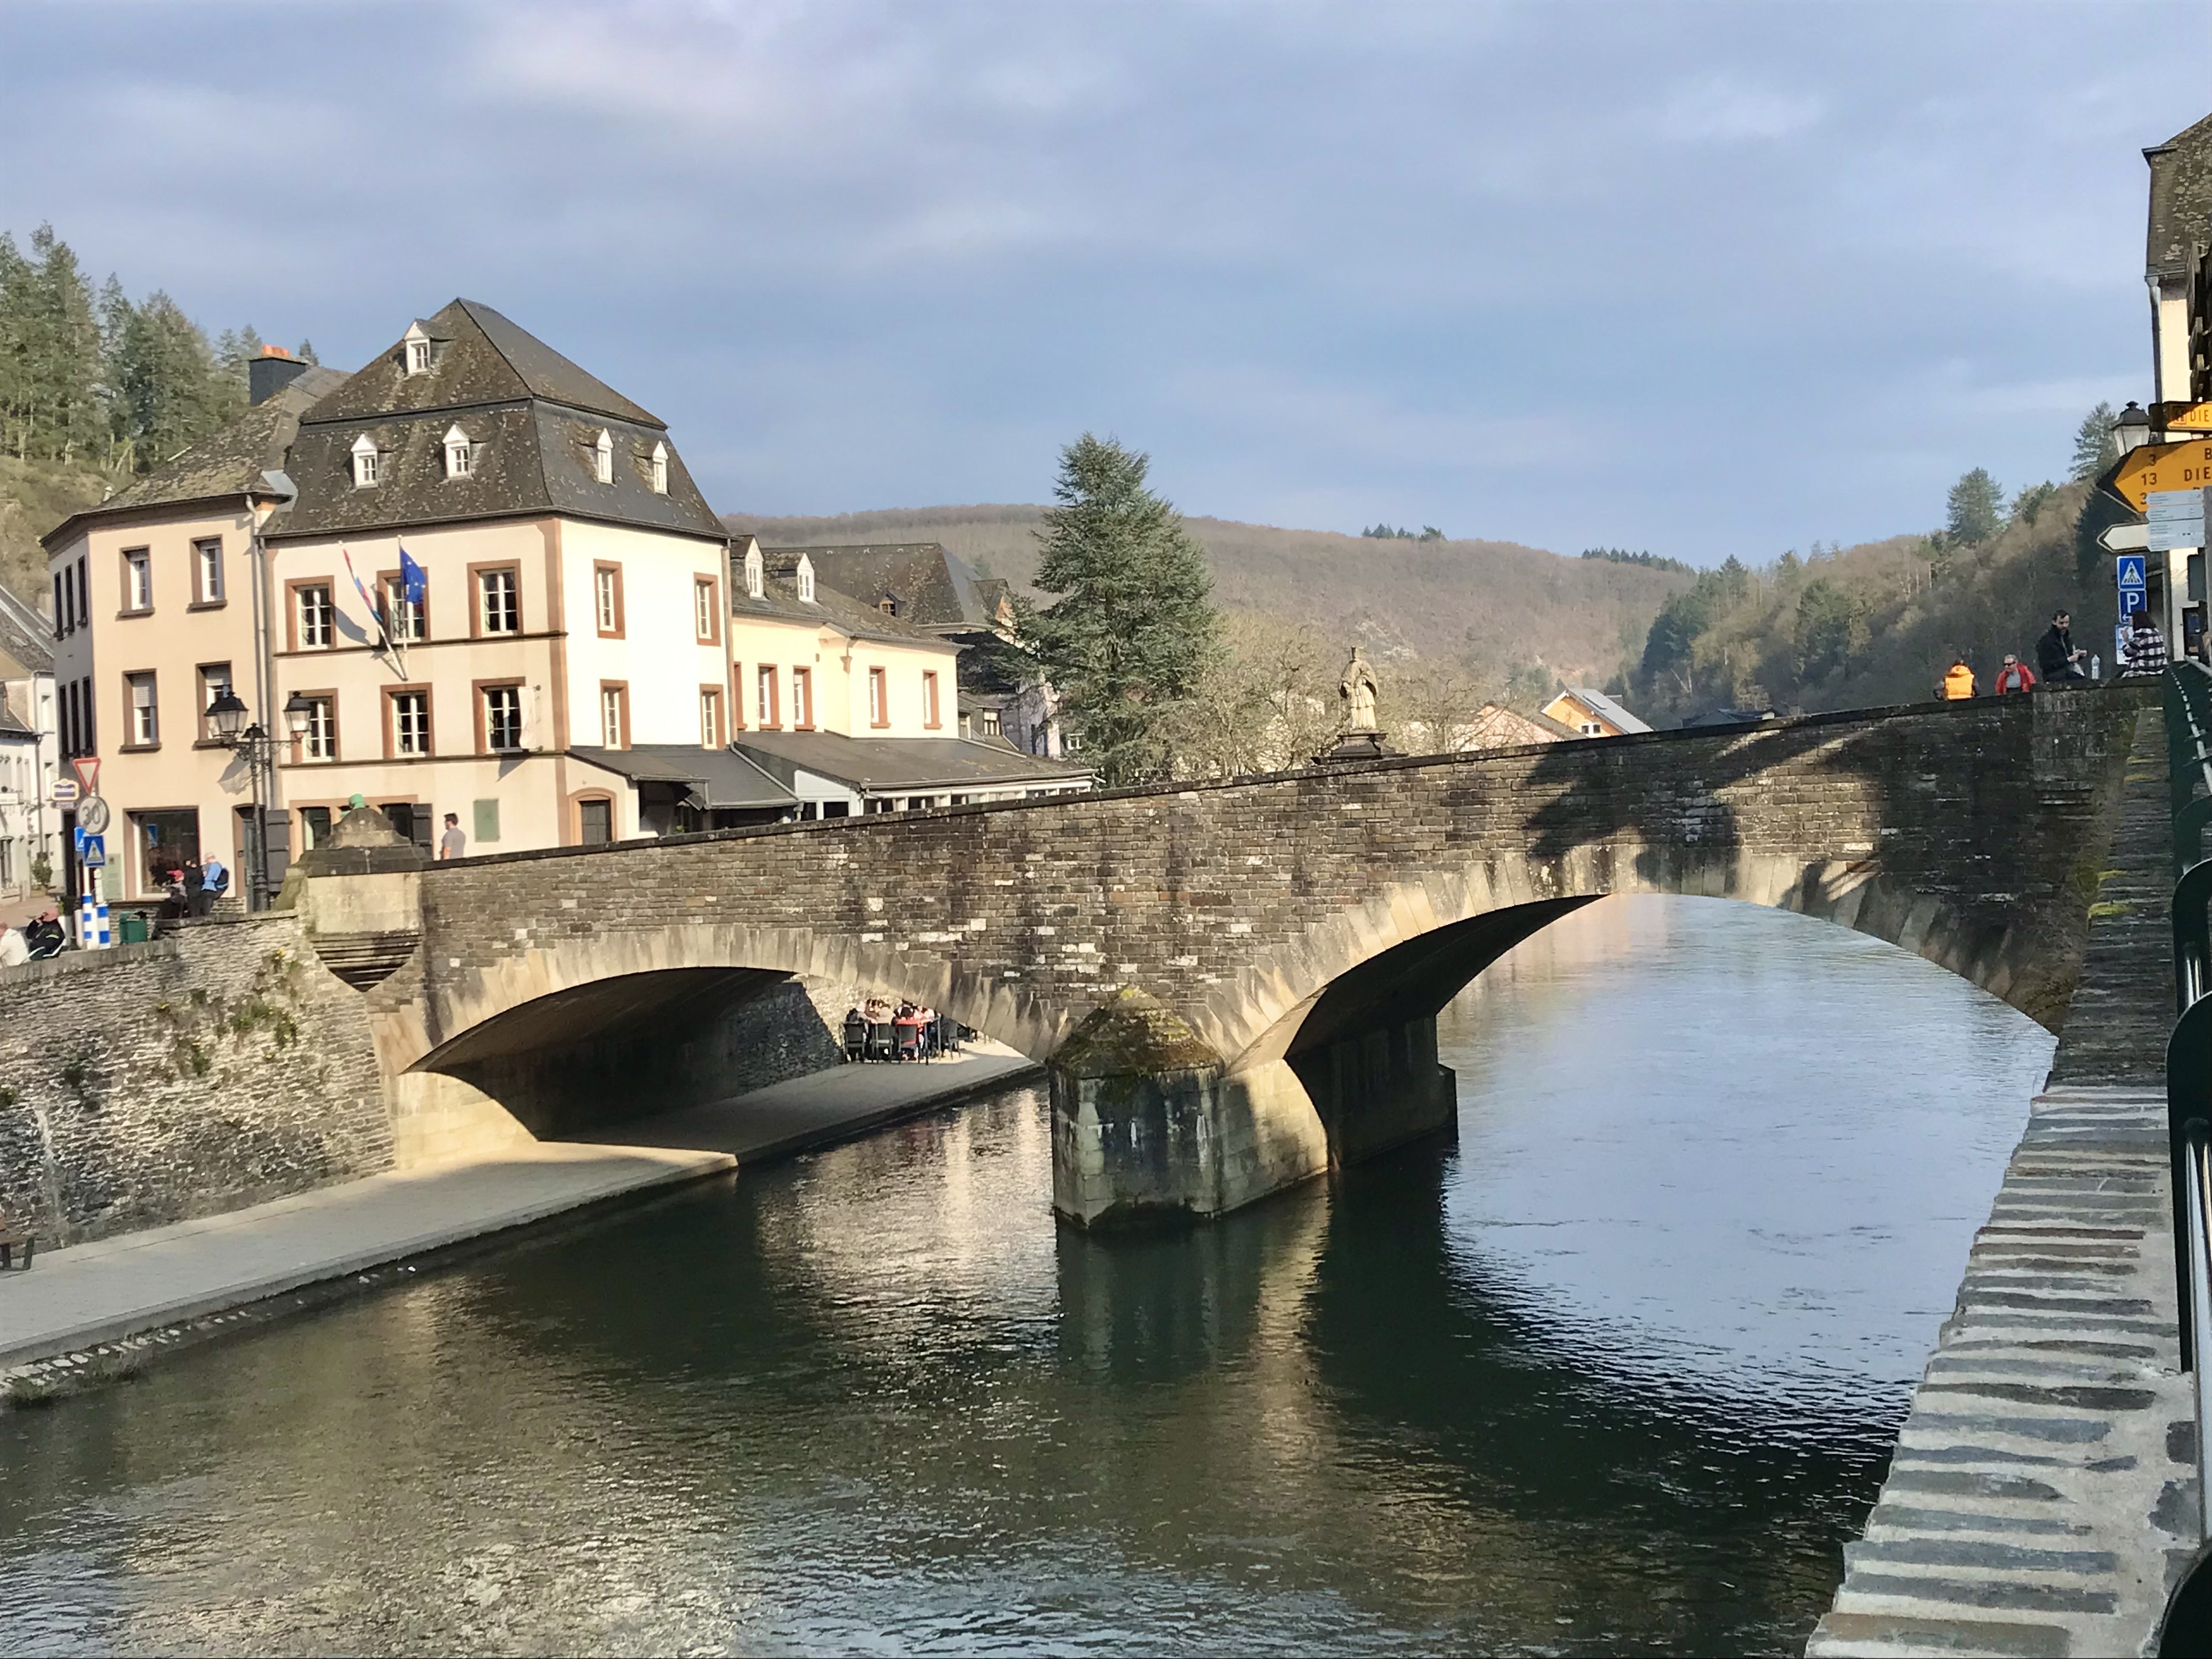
[2165,661,2212,1554]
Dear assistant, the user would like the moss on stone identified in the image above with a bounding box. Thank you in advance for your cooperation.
[1051,988,1222,1078]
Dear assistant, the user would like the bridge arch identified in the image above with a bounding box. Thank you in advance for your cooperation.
[1196,849,2039,1078]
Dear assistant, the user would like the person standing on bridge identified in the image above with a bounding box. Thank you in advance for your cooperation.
[1993,653,2035,695]
[1940,653,1977,699]
[437,813,465,861]
[2038,610,2088,683]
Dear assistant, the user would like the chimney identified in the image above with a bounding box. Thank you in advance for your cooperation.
[249,345,309,406]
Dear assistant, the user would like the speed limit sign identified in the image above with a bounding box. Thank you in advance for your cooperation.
[77,794,111,836]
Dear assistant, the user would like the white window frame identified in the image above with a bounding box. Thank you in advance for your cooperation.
[695,579,715,641]
[194,537,224,604]
[351,434,380,488]
[791,667,811,729]
[127,672,157,746]
[485,685,524,753]
[392,690,431,757]
[757,665,776,727]
[600,685,625,748]
[302,696,335,761]
[124,548,151,612]
[699,688,721,749]
[867,666,885,725]
[743,544,764,599]
[443,424,475,479]
[382,575,424,644]
[649,441,668,495]
[198,663,231,742]
[593,429,613,484]
[298,584,333,648]
[595,565,619,632]
[403,324,431,376]
[922,670,939,727]
[479,568,518,635]
[795,554,815,604]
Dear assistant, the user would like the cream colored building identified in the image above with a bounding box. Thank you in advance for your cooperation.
[43,304,1087,906]
[1540,686,1650,739]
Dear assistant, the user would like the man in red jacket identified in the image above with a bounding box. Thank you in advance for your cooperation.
[1994,653,2036,695]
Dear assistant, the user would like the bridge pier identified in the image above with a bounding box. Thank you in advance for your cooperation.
[1049,989,1455,1227]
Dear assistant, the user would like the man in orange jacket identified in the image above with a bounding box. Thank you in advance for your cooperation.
[1941,654,1977,699]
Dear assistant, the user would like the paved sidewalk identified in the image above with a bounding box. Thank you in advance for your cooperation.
[566,1043,1042,1161]
[0,1142,732,1370]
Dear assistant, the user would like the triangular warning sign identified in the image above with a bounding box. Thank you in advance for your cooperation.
[71,757,100,798]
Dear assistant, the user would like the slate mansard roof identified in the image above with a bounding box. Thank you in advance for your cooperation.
[758,543,1011,636]
[728,541,960,652]
[272,300,725,544]
[41,366,349,551]
[2147,112,2212,280]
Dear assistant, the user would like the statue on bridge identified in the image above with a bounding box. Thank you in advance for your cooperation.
[1322,646,1396,762]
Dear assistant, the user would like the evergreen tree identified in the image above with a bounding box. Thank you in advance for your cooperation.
[1946,468,2005,545]
[2070,403,2118,483]
[0,224,103,463]
[110,291,228,472]
[1022,434,1221,786]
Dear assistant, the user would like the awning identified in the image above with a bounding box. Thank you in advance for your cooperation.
[568,745,798,810]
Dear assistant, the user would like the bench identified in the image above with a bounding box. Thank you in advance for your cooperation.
[0,1229,35,1270]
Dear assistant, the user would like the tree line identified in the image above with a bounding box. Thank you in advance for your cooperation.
[0,222,311,477]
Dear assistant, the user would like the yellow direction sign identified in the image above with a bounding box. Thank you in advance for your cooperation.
[2154,401,2212,431]
[2100,438,2212,512]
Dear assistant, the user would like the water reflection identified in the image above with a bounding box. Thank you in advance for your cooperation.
[0,896,2050,1655]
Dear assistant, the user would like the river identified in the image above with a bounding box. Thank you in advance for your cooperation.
[0,896,2052,1655]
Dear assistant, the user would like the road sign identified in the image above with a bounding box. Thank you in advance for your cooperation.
[77,832,104,868]
[2148,487,2205,551]
[2122,586,2147,614]
[69,756,99,798]
[2101,521,2151,552]
[2118,554,2148,590]
[50,778,78,806]
[76,794,110,836]
[2155,402,2212,431]
[2100,439,2212,512]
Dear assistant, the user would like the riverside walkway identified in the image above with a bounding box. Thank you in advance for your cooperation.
[0,1046,1036,1387]
[1811,704,2197,1658]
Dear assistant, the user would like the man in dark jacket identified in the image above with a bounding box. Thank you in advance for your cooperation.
[2037,610,2088,682]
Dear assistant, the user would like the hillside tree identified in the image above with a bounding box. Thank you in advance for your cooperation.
[1946,468,2006,545]
[2070,403,2118,483]
[1022,434,1221,786]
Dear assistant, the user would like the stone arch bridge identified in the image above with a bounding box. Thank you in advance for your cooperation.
[300,689,2145,1226]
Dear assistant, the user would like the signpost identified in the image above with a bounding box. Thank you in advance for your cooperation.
[2154,401,2212,432]
[2119,553,2149,616]
[2101,521,2152,553]
[2099,439,2212,514]
[50,778,77,807]
[2149,488,2208,552]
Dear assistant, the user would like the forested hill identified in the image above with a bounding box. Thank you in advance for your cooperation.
[0,222,314,605]
[728,505,1690,690]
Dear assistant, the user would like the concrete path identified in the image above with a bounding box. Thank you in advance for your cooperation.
[564,1045,1042,1161]
[0,1143,732,1372]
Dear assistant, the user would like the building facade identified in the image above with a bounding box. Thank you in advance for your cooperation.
[0,585,57,896]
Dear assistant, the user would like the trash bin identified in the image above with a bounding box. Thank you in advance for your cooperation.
[118,911,149,945]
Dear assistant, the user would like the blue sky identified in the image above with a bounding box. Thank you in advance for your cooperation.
[3,0,2205,563]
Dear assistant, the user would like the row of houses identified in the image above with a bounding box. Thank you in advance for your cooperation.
[29,298,1090,909]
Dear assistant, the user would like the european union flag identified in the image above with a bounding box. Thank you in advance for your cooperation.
[398,545,427,607]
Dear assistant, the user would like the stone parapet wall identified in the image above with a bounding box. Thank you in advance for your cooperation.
[413,689,2148,1073]
[0,915,392,1245]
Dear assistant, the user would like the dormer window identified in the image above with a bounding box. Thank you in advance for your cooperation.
[443,424,475,479]
[403,324,431,376]
[743,544,764,599]
[351,433,380,488]
[593,430,612,484]
[649,441,668,495]
[796,554,816,604]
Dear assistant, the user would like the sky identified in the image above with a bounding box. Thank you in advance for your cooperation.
[2,0,2207,565]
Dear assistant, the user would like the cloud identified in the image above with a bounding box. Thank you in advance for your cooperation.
[1656,74,1825,143]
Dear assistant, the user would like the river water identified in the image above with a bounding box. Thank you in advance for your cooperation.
[0,896,2052,1656]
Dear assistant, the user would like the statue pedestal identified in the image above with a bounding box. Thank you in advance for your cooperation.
[1319,731,1397,763]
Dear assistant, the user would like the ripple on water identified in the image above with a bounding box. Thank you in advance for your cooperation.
[0,895,2050,1656]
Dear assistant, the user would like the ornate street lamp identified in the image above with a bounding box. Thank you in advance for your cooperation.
[207,690,297,912]
[2117,400,2153,454]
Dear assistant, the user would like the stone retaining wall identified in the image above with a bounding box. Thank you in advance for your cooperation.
[0,916,393,1245]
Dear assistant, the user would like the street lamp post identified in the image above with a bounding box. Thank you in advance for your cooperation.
[207,689,315,910]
